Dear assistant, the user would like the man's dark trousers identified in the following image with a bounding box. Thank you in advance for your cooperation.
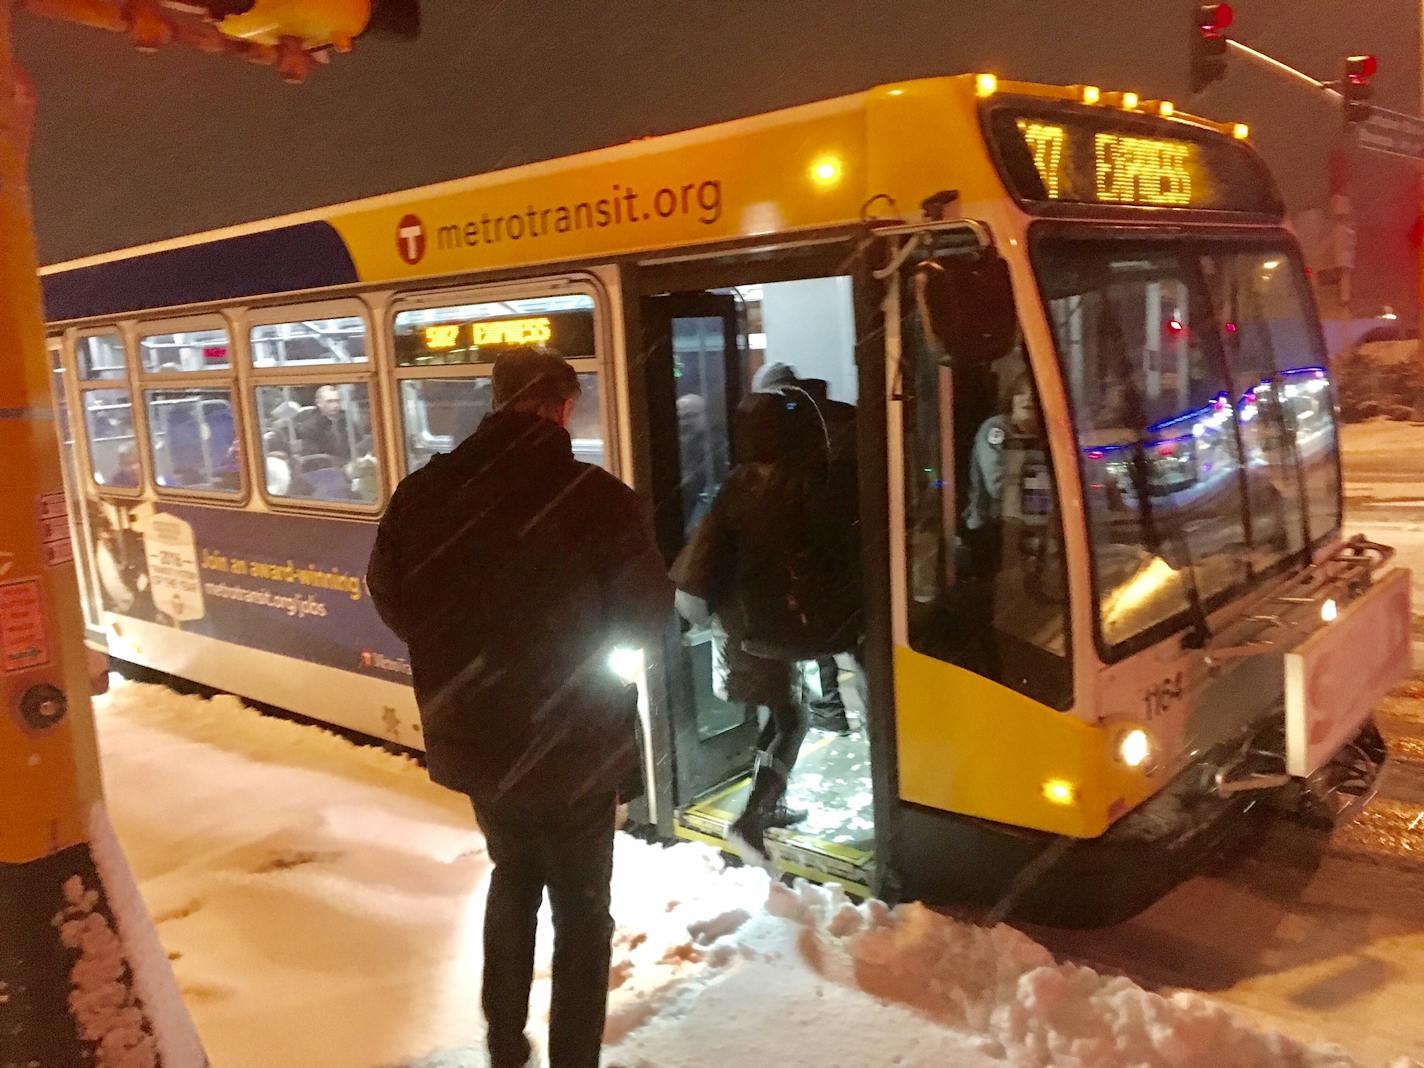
[473,791,618,1068]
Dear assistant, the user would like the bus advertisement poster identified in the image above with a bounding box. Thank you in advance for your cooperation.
[95,502,410,682]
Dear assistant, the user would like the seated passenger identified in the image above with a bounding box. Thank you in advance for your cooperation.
[294,385,355,461]
[107,445,141,488]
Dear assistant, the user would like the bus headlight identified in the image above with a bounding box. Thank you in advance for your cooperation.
[608,646,644,684]
[1321,597,1338,623]
[1116,726,1156,770]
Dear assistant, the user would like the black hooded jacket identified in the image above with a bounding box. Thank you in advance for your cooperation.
[367,409,672,807]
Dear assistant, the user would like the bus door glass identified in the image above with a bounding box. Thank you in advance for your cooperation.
[50,337,102,629]
[642,292,757,800]
[644,276,872,857]
[901,257,1073,709]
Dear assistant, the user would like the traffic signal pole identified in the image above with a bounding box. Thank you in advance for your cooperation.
[0,5,206,1064]
[1226,38,1344,100]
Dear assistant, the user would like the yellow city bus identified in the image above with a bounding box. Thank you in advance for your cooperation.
[42,73,1410,924]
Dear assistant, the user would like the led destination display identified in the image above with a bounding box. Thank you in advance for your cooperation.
[988,103,1282,216]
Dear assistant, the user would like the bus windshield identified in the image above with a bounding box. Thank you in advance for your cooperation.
[1033,234,1340,657]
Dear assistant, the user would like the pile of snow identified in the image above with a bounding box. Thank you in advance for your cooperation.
[92,679,1397,1067]
[1336,340,1423,423]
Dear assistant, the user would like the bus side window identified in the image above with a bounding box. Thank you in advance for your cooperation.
[390,290,606,477]
[144,387,243,494]
[75,330,142,493]
[901,307,1072,710]
[84,388,140,491]
[248,309,382,507]
[399,378,494,472]
[256,382,379,503]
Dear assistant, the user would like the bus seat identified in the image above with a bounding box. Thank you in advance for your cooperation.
[296,453,339,474]
[304,465,354,500]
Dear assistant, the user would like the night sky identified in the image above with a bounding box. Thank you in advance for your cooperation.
[14,0,1420,314]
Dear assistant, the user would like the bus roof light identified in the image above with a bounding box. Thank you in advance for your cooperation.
[1121,91,1139,110]
[1158,100,1175,117]
[1232,122,1250,139]
[976,73,999,98]
[1081,85,1101,104]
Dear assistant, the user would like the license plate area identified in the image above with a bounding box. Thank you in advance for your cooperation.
[1285,568,1411,776]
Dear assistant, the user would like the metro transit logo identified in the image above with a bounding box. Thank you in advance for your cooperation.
[397,214,427,265]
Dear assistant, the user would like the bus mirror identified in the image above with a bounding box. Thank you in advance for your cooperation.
[914,251,1018,365]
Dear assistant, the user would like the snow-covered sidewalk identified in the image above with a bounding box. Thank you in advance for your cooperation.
[96,679,1384,1067]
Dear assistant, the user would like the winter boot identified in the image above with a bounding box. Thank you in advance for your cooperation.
[762,753,807,829]
[726,752,785,866]
[763,797,808,829]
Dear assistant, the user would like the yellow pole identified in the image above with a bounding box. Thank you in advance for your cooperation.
[0,6,205,1062]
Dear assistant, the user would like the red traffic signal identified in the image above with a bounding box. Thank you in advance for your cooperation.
[1197,3,1233,41]
[1343,54,1377,123]
[1190,4,1233,93]
[1345,54,1378,90]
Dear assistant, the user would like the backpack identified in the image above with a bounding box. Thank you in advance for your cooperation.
[735,387,861,660]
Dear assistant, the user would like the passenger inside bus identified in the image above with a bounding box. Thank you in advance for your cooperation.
[295,385,356,462]
[257,383,378,503]
[674,374,862,859]
[676,392,726,527]
[650,276,872,869]
[108,445,141,488]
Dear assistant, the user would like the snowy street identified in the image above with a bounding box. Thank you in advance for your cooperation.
[94,679,1413,1068]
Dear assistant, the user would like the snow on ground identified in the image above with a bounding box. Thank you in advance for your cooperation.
[91,679,1394,1068]
[1341,419,1424,634]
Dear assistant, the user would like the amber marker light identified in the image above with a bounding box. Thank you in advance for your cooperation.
[1158,100,1176,117]
[1233,122,1250,139]
[976,73,999,97]
[1081,85,1102,104]
[1042,779,1078,805]
[1121,91,1139,109]
[809,155,844,187]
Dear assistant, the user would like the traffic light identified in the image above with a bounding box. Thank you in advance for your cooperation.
[1342,54,1377,123]
[1190,3,1233,94]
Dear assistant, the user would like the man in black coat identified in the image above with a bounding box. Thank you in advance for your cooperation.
[294,384,354,461]
[368,351,672,1068]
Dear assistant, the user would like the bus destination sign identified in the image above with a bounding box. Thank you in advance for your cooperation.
[988,104,1282,217]
[394,308,595,367]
